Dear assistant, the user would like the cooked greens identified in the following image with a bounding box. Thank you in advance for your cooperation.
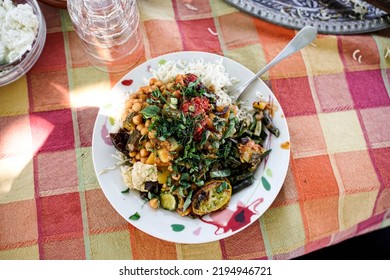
[109,73,279,217]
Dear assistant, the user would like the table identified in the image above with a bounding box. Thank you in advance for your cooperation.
[0,0,389,260]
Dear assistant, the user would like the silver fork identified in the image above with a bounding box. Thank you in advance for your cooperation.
[229,26,317,102]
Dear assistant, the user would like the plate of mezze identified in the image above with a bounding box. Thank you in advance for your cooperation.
[92,51,290,244]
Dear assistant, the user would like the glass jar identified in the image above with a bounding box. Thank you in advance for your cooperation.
[67,0,143,73]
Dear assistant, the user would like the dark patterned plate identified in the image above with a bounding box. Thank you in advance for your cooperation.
[224,0,390,34]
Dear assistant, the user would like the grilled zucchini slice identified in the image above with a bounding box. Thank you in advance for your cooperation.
[192,180,232,216]
[159,193,177,211]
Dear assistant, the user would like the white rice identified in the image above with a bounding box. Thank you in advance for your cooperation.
[150,59,233,106]
[112,59,251,133]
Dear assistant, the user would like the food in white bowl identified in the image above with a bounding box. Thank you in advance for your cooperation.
[0,0,39,65]
[0,0,46,87]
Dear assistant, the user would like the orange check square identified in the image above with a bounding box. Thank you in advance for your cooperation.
[178,18,222,53]
[0,200,38,248]
[85,189,128,234]
[334,150,380,193]
[68,31,90,68]
[144,20,183,57]
[303,197,339,241]
[222,221,266,259]
[287,115,327,158]
[129,224,177,259]
[294,155,339,200]
[43,237,85,260]
[28,70,70,112]
[219,12,259,49]
[255,20,307,78]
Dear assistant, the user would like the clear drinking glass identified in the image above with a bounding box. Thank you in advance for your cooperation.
[67,0,143,73]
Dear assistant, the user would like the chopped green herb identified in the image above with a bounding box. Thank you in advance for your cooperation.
[200,130,210,146]
[109,72,280,219]
[140,105,160,119]
[210,169,231,178]
[195,180,205,187]
[180,173,190,181]
[182,190,193,212]
[129,212,140,220]
[216,181,229,193]
[223,118,236,139]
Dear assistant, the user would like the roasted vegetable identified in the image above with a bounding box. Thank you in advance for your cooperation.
[262,110,280,137]
[157,167,170,184]
[109,128,130,154]
[238,140,264,163]
[111,71,282,218]
[192,180,232,216]
[127,130,142,152]
[123,112,136,131]
[160,193,177,211]
[232,176,255,194]
[144,181,159,194]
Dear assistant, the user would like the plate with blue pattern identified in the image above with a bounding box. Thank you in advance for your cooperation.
[224,0,390,34]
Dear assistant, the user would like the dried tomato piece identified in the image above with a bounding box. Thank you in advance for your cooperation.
[183,73,198,85]
[181,96,210,116]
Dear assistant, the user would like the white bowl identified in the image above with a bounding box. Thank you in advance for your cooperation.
[0,0,47,87]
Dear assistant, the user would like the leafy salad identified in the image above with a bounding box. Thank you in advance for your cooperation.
[109,60,279,218]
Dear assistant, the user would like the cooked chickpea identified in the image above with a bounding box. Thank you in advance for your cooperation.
[166,82,174,90]
[135,154,141,160]
[129,151,137,157]
[140,148,150,157]
[173,90,181,98]
[148,130,156,139]
[132,115,142,125]
[145,119,151,128]
[136,123,145,131]
[144,141,153,150]
[149,198,159,209]
[175,74,183,83]
[140,157,147,163]
[149,77,158,86]
[126,99,135,107]
[141,127,149,136]
[132,102,142,112]
[140,94,147,101]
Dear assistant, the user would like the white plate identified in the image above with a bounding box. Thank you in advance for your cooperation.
[92,51,290,244]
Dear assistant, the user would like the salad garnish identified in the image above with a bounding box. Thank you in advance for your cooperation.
[109,66,279,218]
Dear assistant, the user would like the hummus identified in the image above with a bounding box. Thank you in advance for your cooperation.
[121,162,157,192]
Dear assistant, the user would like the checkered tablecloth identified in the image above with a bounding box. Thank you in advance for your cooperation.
[0,0,389,260]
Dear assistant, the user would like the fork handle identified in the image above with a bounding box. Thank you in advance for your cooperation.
[237,26,317,99]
